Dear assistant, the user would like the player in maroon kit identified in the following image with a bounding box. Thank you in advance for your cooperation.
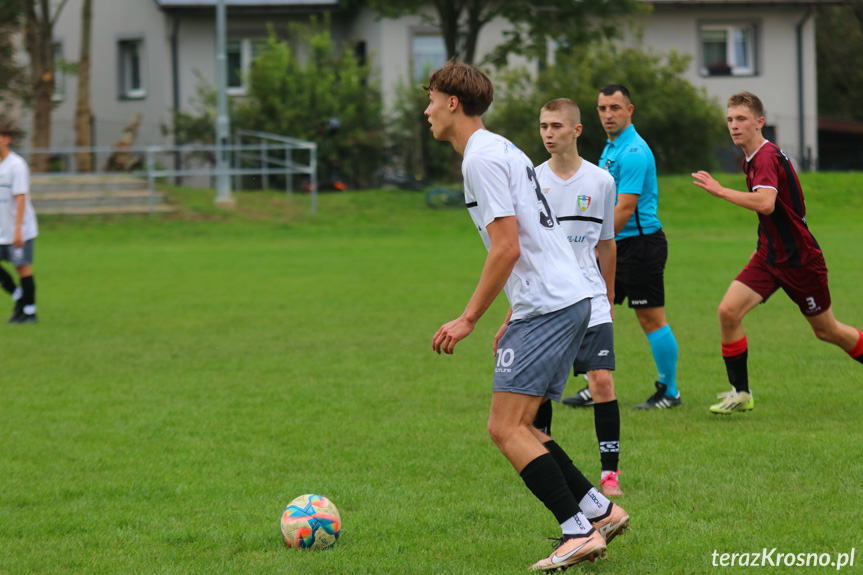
[691,91,863,414]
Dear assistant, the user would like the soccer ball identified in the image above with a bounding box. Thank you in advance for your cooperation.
[280,494,341,550]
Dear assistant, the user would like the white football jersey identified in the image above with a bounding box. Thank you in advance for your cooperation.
[535,159,616,327]
[462,130,592,320]
[0,151,38,244]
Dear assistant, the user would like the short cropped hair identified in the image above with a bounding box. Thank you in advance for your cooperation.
[0,121,20,137]
[541,98,581,126]
[727,91,765,119]
[424,60,494,117]
[599,84,631,104]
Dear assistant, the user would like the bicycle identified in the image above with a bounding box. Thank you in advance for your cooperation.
[424,186,464,209]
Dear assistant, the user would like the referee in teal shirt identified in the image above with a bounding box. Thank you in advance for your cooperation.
[597,84,680,409]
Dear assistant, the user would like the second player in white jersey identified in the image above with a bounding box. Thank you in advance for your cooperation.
[463,129,593,321]
[531,98,624,498]
[535,159,615,327]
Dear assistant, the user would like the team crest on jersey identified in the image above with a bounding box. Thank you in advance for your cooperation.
[577,195,591,211]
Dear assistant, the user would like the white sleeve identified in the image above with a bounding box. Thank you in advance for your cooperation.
[11,159,29,196]
[599,176,616,241]
[463,153,514,227]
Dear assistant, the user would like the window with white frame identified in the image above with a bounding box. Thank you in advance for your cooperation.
[226,39,264,94]
[700,23,756,77]
[52,42,65,101]
[118,39,146,99]
[411,34,447,82]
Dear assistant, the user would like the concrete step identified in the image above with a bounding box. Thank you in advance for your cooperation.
[30,175,148,193]
[38,204,175,215]
[27,175,173,214]
[33,191,169,211]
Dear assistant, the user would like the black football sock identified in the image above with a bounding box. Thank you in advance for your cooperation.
[543,440,594,503]
[593,400,620,472]
[20,275,35,311]
[722,337,749,393]
[0,265,16,295]
[532,399,552,436]
[519,453,581,524]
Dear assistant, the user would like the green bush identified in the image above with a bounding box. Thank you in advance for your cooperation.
[233,18,386,189]
[384,77,454,185]
[488,43,727,173]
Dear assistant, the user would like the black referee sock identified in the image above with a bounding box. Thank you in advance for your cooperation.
[519,453,581,525]
[0,265,16,295]
[593,400,620,472]
[543,440,595,503]
[20,275,35,309]
[532,399,552,436]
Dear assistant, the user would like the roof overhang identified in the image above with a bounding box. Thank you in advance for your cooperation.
[649,0,848,5]
[155,0,338,9]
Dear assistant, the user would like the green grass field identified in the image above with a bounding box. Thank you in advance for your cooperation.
[1,173,861,574]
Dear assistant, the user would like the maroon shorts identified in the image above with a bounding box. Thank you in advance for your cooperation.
[735,253,831,316]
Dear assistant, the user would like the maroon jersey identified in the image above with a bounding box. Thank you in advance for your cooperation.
[743,141,821,267]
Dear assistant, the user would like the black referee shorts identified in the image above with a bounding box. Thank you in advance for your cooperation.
[614,229,667,309]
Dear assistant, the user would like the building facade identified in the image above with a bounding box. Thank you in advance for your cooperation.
[34,0,838,169]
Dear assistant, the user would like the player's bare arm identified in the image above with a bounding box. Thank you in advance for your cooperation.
[492,307,513,356]
[13,194,26,247]
[613,193,638,235]
[691,170,776,215]
[433,216,520,355]
[596,238,616,320]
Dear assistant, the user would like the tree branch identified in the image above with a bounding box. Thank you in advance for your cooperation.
[50,0,70,27]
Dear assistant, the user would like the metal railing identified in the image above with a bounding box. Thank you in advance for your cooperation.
[18,131,319,214]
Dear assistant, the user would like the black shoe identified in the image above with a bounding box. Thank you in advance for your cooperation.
[633,381,681,410]
[9,312,37,324]
[9,299,23,318]
[561,386,594,407]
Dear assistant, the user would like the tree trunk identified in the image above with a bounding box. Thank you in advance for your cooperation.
[75,0,92,171]
[23,0,70,173]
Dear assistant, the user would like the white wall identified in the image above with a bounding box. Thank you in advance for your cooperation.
[635,4,818,166]
[46,0,175,149]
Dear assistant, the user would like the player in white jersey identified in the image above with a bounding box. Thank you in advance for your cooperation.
[424,62,628,571]
[532,98,623,497]
[0,122,39,324]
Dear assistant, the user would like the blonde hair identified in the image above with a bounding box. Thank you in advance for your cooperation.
[541,98,581,126]
[727,91,765,119]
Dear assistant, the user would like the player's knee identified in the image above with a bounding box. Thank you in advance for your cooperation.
[487,419,507,447]
[590,371,615,401]
[718,301,741,326]
[811,323,837,344]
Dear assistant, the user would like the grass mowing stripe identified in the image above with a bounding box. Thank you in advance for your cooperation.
[0,174,860,574]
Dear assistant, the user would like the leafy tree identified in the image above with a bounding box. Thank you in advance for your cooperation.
[22,0,71,172]
[166,18,386,189]
[75,0,92,171]
[232,19,385,188]
[384,78,453,184]
[816,3,863,121]
[0,0,26,124]
[487,42,727,174]
[361,0,645,66]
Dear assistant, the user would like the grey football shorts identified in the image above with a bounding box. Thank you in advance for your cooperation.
[492,298,590,401]
[0,239,35,267]
[572,321,616,375]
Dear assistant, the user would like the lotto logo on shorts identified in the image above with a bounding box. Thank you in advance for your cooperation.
[496,348,515,373]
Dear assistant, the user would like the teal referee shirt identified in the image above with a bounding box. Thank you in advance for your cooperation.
[598,124,662,240]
